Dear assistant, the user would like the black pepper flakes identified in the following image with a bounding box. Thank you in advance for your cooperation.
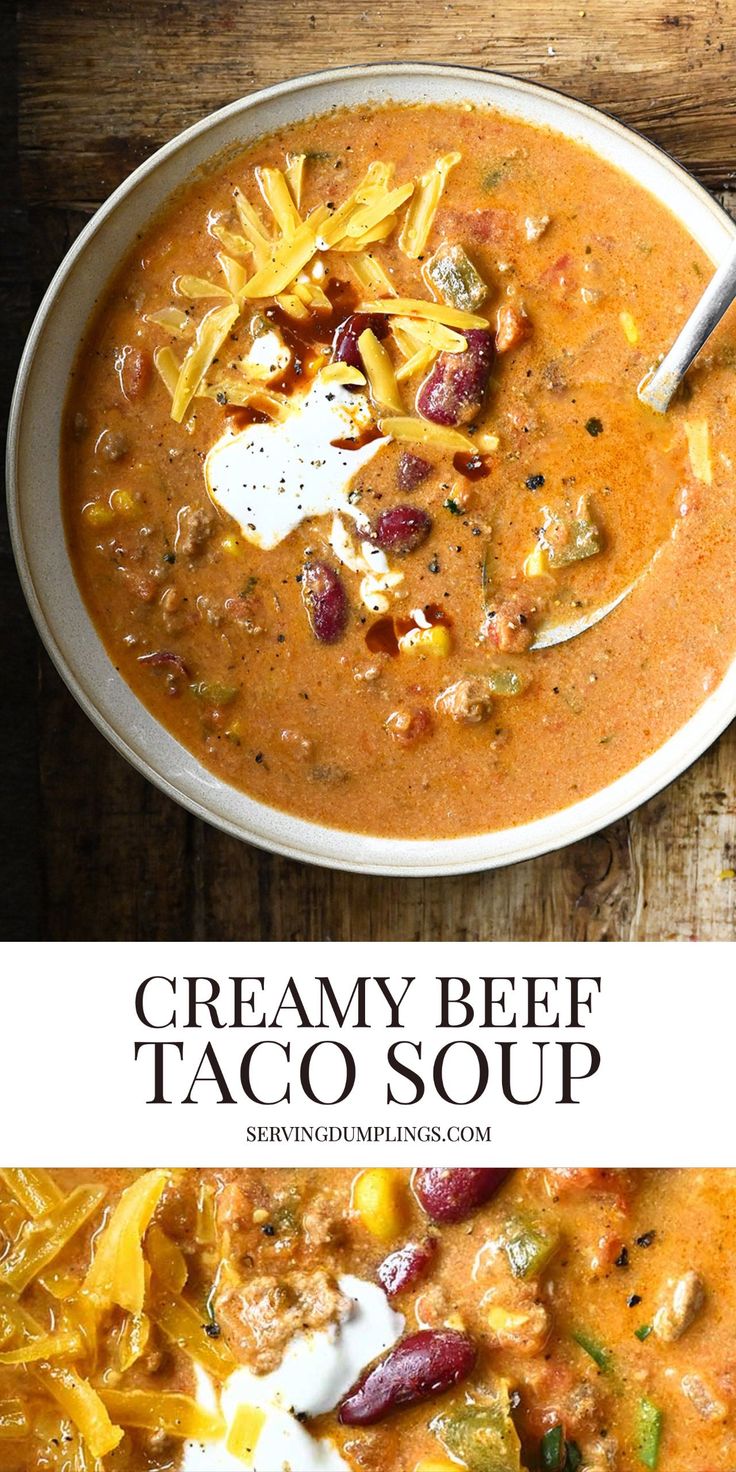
[627,1294,642,1308]
[525,473,545,490]
[615,1246,630,1269]
[636,1231,656,1248]
[585,416,604,437]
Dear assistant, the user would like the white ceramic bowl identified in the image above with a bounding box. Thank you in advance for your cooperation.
[8,63,736,876]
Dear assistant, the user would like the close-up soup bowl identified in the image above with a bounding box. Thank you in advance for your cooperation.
[7,61,736,877]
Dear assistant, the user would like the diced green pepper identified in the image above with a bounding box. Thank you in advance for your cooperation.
[504,1217,558,1280]
[432,1389,521,1472]
[636,1398,663,1468]
[540,1425,564,1469]
[486,669,523,697]
[547,499,602,567]
[540,1427,582,1472]
[572,1329,611,1371]
[190,681,239,707]
[634,1323,652,1342]
[425,243,488,312]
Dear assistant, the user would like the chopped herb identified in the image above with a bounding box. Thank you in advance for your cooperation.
[636,1398,663,1468]
[525,473,545,490]
[635,1324,653,1341]
[540,1427,582,1472]
[541,1426,564,1469]
[444,497,462,515]
[482,160,509,189]
[572,1329,610,1370]
[505,1217,558,1279]
[585,416,603,436]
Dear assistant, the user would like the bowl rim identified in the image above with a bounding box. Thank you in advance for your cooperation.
[7,60,736,878]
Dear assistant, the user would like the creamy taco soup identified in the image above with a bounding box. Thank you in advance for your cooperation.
[0,1167,734,1469]
[62,104,736,839]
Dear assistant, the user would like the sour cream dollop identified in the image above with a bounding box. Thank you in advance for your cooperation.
[181,1274,404,1471]
[205,379,388,551]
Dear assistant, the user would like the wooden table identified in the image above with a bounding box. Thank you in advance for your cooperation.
[4,0,736,940]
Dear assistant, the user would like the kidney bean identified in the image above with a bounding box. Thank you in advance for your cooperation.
[413,1167,511,1223]
[138,650,191,678]
[302,560,348,643]
[370,505,431,553]
[332,312,390,370]
[119,346,152,400]
[397,451,432,492]
[377,1237,437,1299]
[339,1329,476,1425]
[416,327,494,427]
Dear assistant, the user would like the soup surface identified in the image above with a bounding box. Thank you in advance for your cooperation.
[62,103,736,839]
[0,1167,734,1470]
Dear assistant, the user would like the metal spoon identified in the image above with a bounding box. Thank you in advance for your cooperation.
[638,236,736,413]
[531,245,736,647]
[530,583,634,650]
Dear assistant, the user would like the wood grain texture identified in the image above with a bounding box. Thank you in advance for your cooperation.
[5,0,736,940]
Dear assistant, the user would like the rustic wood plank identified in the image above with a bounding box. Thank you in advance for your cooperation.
[11,0,736,939]
[0,4,42,940]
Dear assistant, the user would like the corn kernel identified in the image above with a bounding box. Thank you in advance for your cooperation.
[82,500,114,527]
[414,1460,460,1472]
[398,625,451,657]
[619,310,639,345]
[221,534,242,556]
[110,489,136,516]
[352,1168,408,1242]
[444,1311,466,1331]
[523,543,550,579]
[475,429,500,453]
[226,1405,265,1464]
[252,1207,269,1225]
[487,1304,530,1332]
[684,419,712,485]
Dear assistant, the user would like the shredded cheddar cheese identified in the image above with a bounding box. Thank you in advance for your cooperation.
[399,151,461,258]
[170,303,240,422]
[378,415,476,452]
[256,165,303,239]
[233,189,274,268]
[240,206,331,298]
[392,315,467,354]
[176,274,232,300]
[358,328,404,413]
[285,152,306,208]
[349,252,397,296]
[154,345,183,397]
[684,419,713,484]
[360,297,488,329]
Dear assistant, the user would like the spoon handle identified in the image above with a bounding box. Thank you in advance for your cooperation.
[638,237,736,413]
